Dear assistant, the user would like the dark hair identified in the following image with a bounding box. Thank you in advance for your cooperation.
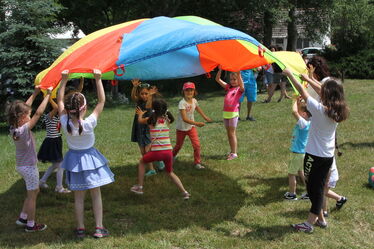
[321,79,349,123]
[147,97,174,126]
[307,56,330,81]
[299,102,312,117]
[64,92,85,134]
[6,100,31,139]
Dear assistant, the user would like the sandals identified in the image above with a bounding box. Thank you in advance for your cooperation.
[55,187,71,194]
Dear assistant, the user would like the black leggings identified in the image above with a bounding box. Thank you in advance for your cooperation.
[304,153,333,215]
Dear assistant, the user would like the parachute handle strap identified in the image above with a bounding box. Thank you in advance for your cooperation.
[114,64,125,76]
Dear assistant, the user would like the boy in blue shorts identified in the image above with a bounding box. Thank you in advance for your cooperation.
[239,69,257,121]
[284,97,311,200]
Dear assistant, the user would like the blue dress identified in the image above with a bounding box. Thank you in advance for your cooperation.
[60,114,114,191]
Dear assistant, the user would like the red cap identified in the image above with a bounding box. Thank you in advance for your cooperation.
[183,82,195,90]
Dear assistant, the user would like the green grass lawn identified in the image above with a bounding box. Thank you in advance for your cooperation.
[0,79,373,249]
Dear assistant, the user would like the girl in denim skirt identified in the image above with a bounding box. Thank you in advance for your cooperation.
[57,69,114,238]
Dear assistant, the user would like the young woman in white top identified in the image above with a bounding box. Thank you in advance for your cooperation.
[283,68,349,233]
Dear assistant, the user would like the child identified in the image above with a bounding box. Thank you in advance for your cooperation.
[38,97,70,193]
[239,69,257,121]
[284,68,349,233]
[7,86,52,232]
[284,97,311,200]
[130,97,190,199]
[215,66,244,160]
[173,82,212,169]
[323,151,347,217]
[57,69,114,238]
[130,79,163,176]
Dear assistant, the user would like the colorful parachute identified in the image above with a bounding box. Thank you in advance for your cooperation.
[35,16,306,90]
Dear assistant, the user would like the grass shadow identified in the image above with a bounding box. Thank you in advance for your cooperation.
[215,221,292,241]
[242,175,290,206]
[0,162,247,247]
[340,141,374,149]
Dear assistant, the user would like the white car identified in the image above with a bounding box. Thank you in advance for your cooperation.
[300,47,323,59]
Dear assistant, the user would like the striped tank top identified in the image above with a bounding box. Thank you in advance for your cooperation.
[44,115,61,138]
[150,118,172,151]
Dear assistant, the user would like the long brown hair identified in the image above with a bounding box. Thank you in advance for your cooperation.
[307,56,330,81]
[64,92,86,134]
[321,79,349,123]
[6,100,31,139]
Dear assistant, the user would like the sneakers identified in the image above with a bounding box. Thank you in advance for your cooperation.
[336,196,347,209]
[246,116,256,121]
[74,228,86,238]
[323,211,329,217]
[227,153,238,160]
[25,223,47,232]
[194,164,205,169]
[16,218,27,227]
[93,227,109,238]
[55,187,71,194]
[315,220,328,228]
[300,193,309,200]
[130,185,143,194]
[284,192,298,200]
[182,191,191,200]
[156,161,165,171]
[145,170,157,177]
[291,222,313,233]
[39,181,49,189]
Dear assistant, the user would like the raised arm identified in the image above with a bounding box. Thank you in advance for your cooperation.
[215,67,228,89]
[48,97,58,119]
[25,86,41,106]
[195,106,212,122]
[237,71,245,92]
[92,69,105,119]
[29,87,53,130]
[283,68,310,101]
[130,79,140,102]
[77,77,84,93]
[301,74,321,96]
[291,98,301,121]
[57,70,69,116]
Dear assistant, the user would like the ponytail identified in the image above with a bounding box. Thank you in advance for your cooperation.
[64,92,86,135]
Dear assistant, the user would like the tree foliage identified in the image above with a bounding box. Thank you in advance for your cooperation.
[0,0,67,117]
[330,0,374,57]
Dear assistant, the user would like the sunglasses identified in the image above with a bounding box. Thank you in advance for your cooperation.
[139,83,150,88]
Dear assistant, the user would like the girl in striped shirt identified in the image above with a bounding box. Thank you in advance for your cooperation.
[38,98,70,193]
[130,97,190,199]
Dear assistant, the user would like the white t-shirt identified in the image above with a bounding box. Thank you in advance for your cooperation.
[305,97,338,157]
[176,98,198,131]
[60,114,97,150]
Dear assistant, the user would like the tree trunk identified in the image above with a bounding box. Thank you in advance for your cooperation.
[263,10,273,47]
[286,7,297,51]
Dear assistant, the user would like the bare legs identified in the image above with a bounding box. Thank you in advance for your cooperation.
[74,187,104,229]
[21,189,39,222]
[225,126,237,154]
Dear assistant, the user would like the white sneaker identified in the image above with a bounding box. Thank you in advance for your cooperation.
[39,181,49,189]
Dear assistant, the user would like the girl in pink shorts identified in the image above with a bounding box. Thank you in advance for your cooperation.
[130,97,190,199]
[215,66,244,160]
